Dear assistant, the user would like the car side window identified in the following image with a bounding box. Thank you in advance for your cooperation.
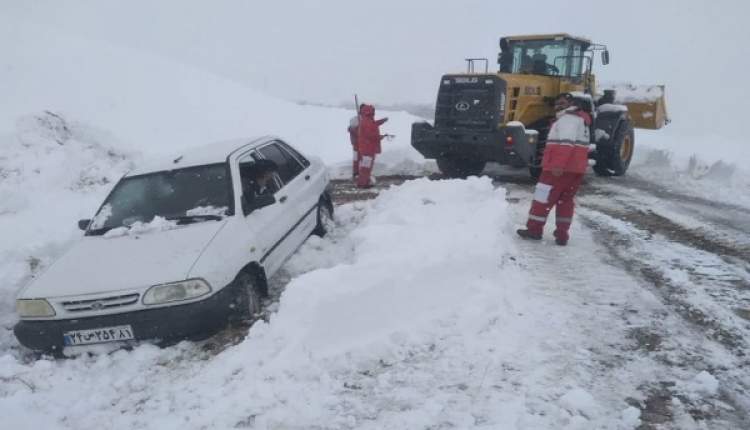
[257,143,304,185]
[276,140,310,168]
[238,151,281,196]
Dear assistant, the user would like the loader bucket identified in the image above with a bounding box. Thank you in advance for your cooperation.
[604,84,669,129]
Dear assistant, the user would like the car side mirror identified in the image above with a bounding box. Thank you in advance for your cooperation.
[78,219,91,231]
[242,193,276,216]
[601,50,610,65]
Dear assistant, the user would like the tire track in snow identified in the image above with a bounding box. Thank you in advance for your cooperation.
[575,209,750,429]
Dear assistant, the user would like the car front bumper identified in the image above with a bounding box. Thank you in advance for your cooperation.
[14,282,241,353]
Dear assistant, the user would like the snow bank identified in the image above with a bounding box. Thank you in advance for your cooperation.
[0,16,423,170]
[0,178,511,428]
[595,81,748,208]
[629,128,750,208]
[0,115,136,353]
[0,177,650,428]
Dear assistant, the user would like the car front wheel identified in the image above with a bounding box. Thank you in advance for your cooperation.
[313,196,334,237]
[236,271,262,320]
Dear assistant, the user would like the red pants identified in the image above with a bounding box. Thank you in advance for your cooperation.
[526,171,584,242]
[356,154,376,188]
[352,148,360,179]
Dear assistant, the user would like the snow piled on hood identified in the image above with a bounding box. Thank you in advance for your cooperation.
[103,216,179,238]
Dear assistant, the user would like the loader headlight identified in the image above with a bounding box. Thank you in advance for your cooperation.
[16,299,56,317]
[142,279,212,305]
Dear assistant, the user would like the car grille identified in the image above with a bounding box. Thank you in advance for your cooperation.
[62,293,140,312]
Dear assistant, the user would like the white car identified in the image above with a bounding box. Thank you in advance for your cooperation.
[14,136,333,354]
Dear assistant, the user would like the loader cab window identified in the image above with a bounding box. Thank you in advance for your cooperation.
[502,39,586,79]
[568,44,584,77]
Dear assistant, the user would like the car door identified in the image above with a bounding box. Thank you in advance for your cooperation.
[275,140,320,224]
[236,150,292,277]
[256,142,317,264]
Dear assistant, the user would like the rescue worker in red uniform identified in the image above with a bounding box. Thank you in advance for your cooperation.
[517,93,591,246]
[356,104,388,188]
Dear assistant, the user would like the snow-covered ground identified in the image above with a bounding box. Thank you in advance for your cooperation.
[3,13,750,430]
[0,178,657,429]
[628,127,750,209]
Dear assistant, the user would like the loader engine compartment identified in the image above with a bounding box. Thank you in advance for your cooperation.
[435,75,506,131]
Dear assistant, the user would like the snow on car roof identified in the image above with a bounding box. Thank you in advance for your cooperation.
[127,135,274,176]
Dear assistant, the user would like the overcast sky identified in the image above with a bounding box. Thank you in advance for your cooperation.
[5,0,749,137]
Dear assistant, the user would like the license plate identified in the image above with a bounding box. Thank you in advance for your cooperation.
[63,325,135,346]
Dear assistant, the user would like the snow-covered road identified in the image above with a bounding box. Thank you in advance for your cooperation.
[325,168,750,429]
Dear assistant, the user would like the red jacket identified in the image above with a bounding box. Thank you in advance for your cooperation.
[541,108,592,174]
[357,105,387,155]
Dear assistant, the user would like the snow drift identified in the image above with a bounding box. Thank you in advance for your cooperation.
[628,129,750,208]
[0,16,425,173]
[1,178,644,429]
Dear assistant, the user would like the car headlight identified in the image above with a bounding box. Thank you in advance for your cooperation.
[16,299,56,317]
[142,279,212,305]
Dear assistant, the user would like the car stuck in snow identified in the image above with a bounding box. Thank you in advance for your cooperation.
[14,136,333,354]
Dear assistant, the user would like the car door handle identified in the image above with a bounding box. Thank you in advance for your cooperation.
[279,196,287,203]
[305,175,310,181]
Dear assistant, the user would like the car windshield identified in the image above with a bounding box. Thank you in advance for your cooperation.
[87,163,232,235]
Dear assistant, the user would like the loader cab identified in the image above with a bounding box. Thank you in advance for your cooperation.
[498,34,593,81]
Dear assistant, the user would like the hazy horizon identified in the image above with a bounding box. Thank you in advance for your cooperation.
[6,0,749,138]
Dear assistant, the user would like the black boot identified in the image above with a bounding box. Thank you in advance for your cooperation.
[516,229,542,241]
[553,231,568,246]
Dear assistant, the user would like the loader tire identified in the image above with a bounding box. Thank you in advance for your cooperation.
[594,120,634,176]
[436,156,486,178]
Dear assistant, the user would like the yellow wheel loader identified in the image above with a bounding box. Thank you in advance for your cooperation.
[411,34,669,178]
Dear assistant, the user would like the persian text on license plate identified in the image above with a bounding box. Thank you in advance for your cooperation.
[63,325,135,346]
